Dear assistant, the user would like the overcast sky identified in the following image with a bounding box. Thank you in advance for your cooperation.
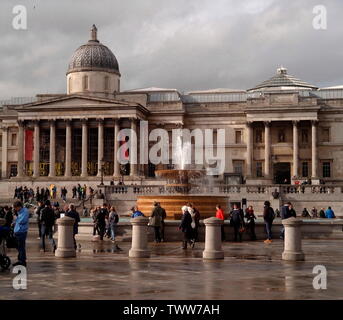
[0,0,342,99]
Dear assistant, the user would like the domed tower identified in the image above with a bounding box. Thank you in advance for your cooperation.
[66,25,121,97]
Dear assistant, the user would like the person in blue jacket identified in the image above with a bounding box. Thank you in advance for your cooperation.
[325,207,336,219]
[131,206,145,218]
[13,201,30,267]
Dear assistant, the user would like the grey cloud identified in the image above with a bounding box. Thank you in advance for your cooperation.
[0,0,342,99]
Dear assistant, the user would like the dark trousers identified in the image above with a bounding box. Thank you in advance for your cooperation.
[160,221,165,241]
[15,232,27,264]
[154,227,161,242]
[265,221,273,240]
[37,222,42,238]
[98,224,106,240]
[280,225,285,240]
[182,231,192,248]
[41,225,56,251]
[233,224,242,242]
[248,223,257,240]
[192,227,199,242]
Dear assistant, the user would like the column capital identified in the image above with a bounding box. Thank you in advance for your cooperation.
[17,120,26,128]
[48,119,56,126]
[64,118,72,126]
[33,119,40,126]
[246,121,254,128]
[311,120,319,126]
[81,118,88,125]
[292,120,299,126]
[97,118,105,124]
[264,121,271,127]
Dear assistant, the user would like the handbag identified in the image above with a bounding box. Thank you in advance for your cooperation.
[239,226,246,233]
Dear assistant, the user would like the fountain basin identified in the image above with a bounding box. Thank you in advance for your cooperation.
[137,195,229,220]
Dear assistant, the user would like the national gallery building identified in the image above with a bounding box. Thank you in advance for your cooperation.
[1,25,343,190]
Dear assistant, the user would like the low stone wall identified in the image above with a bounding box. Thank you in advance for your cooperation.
[29,219,343,242]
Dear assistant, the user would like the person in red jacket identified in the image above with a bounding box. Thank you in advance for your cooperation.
[216,205,225,241]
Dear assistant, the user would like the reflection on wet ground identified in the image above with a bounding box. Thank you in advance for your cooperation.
[0,237,342,300]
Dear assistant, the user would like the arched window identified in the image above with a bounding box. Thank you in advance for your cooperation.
[104,76,109,91]
[83,75,89,90]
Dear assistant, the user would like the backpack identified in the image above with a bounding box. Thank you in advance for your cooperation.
[269,207,275,221]
[114,213,119,224]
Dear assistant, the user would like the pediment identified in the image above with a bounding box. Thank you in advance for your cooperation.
[15,94,139,111]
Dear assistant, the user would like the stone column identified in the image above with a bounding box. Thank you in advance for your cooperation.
[264,121,271,178]
[49,120,56,177]
[81,119,88,178]
[311,121,318,178]
[97,119,104,177]
[33,120,40,178]
[282,218,305,261]
[65,120,72,178]
[17,121,25,178]
[203,217,224,260]
[130,118,138,177]
[55,216,76,258]
[113,119,120,177]
[293,121,299,178]
[246,122,253,177]
[1,126,8,179]
[129,216,150,258]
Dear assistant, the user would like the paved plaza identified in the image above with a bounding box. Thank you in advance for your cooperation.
[0,236,342,300]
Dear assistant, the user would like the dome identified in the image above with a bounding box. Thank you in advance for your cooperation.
[67,25,120,75]
[249,67,317,91]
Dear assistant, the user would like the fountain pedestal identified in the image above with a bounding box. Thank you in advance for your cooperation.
[203,217,225,260]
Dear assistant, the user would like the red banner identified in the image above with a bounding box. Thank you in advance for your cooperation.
[25,129,34,161]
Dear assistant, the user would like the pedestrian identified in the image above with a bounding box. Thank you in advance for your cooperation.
[65,204,80,249]
[319,207,326,218]
[188,203,200,246]
[179,205,193,249]
[72,186,77,199]
[302,208,310,218]
[263,201,275,244]
[325,206,336,219]
[90,207,99,236]
[311,207,318,218]
[245,205,257,240]
[108,206,119,242]
[12,201,29,267]
[216,204,225,241]
[130,206,145,218]
[39,200,57,253]
[35,201,44,240]
[280,202,296,240]
[96,204,108,241]
[230,204,245,242]
[159,202,167,242]
[61,187,68,202]
[149,202,163,243]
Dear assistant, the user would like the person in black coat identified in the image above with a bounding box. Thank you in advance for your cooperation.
[179,205,193,249]
[230,204,245,242]
[39,200,56,252]
[65,204,81,249]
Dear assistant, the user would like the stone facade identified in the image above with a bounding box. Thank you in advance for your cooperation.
[1,26,343,200]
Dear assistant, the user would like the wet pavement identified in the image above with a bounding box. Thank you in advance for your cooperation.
[0,236,342,300]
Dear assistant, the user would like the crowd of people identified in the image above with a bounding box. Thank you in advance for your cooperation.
[13,184,96,204]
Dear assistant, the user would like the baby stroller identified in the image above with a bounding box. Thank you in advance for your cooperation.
[0,225,11,271]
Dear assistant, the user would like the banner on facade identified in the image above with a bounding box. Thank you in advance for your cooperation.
[25,129,34,161]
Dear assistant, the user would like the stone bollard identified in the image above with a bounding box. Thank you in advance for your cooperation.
[282,217,305,261]
[55,216,76,258]
[129,217,151,258]
[203,217,224,260]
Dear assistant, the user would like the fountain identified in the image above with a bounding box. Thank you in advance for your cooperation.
[136,137,229,219]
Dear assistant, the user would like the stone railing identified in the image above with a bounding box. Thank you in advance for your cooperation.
[103,184,343,197]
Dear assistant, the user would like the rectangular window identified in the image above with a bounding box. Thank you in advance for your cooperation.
[301,129,308,144]
[11,133,17,146]
[302,162,309,178]
[233,160,244,174]
[255,129,263,143]
[83,75,89,90]
[10,164,17,177]
[323,162,331,178]
[104,76,109,91]
[322,128,330,142]
[256,162,263,177]
[235,130,242,144]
